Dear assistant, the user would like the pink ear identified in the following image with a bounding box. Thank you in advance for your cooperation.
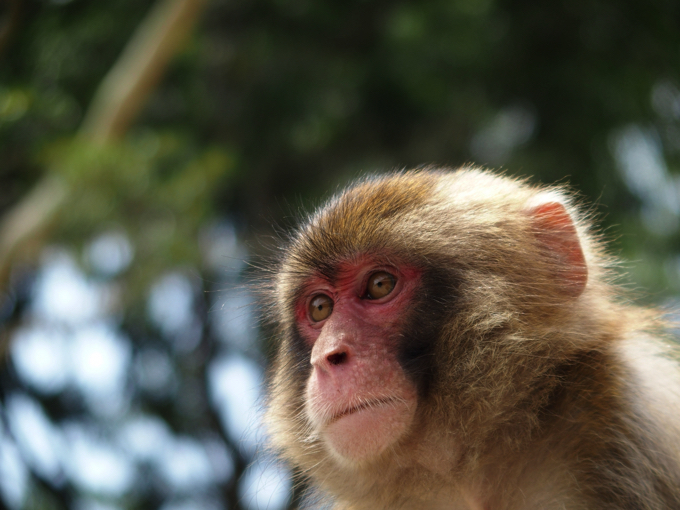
[524,197,588,298]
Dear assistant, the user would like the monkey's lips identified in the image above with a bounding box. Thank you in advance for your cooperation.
[317,396,416,463]
[327,397,399,424]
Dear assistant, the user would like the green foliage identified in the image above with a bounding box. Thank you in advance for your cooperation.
[39,132,236,300]
[1,0,679,295]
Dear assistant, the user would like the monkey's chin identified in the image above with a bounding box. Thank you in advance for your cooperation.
[321,399,415,464]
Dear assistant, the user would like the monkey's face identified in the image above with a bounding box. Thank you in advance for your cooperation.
[296,256,421,464]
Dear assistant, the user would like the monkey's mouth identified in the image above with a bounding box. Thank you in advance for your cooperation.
[328,397,399,424]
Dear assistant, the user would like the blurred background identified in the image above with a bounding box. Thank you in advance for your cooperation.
[1,0,680,509]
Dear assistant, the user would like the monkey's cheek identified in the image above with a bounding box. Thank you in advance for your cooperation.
[322,402,415,464]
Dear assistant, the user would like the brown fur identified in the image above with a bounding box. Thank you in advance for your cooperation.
[263,167,680,510]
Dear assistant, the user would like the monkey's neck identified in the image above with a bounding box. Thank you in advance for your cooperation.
[416,345,634,510]
[471,344,646,510]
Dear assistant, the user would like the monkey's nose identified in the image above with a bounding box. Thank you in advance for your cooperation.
[327,351,348,366]
[311,342,353,373]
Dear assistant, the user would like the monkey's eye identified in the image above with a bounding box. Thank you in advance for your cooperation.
[365,271,396,300]
[309,294,333,322]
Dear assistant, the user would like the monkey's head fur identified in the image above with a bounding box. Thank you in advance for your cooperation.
[262,168,656,508]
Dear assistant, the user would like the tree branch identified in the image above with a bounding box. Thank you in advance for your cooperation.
[80,0,207,143]
[0,0,207,292]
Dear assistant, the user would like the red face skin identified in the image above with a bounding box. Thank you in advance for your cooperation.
[296,257,421,464]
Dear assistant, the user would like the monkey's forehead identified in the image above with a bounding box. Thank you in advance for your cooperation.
[281,168,537,270]
[282,175,436,274]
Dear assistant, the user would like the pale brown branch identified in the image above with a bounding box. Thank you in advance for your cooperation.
[80,0,207,143]
[0,175,67,276]
[0,0,208,292]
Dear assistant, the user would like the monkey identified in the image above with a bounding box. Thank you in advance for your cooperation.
[263,168,680,510]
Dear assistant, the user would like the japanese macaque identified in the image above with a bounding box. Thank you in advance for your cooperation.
[263,168,680,510]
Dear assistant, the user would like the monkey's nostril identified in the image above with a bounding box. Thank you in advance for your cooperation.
[327,352,347,366]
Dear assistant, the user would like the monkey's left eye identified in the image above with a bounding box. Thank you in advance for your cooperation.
[365,271,396,300]
[309,294,333,322]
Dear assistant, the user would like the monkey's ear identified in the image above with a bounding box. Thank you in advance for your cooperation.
[523,194,588,298]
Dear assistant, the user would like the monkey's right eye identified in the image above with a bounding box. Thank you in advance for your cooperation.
[365,271,396,300]
[309,294,333,322]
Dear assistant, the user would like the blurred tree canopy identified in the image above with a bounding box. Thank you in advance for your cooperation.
[1,0,679,509]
